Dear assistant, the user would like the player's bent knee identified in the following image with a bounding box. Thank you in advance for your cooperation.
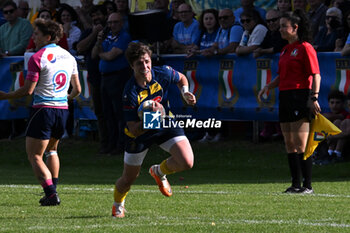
[177,152,194,170]
[182,159,193,170]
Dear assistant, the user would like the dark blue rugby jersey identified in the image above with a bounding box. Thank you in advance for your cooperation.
[122,65,180,123]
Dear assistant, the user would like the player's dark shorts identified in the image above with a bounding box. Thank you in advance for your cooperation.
[25,107,69,140]
[279,89,312,123]
[125,127,185,153]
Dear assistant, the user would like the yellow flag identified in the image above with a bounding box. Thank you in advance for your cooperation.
[304,114,342,160]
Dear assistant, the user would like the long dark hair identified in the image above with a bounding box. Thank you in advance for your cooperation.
[57,3,79,24]
[199,9,219,32]
[281,9,311,42]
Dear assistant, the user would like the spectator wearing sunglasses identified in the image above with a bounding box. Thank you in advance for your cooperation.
[236,9,268,56]
[0,0,32,57]
[313,7,345,52]
[201,8,243,56]
[253,9,288,58]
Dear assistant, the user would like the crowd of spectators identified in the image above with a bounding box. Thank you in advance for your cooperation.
[1,0,350,158]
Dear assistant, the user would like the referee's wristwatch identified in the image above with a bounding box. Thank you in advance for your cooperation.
[310,96,318,102]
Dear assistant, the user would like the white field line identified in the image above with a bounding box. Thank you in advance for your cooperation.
[0,216,349,232]
[1,184,350,198]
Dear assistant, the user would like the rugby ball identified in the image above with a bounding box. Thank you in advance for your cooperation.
[137,100,165,120]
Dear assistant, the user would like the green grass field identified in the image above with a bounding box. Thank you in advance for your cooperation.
[0,137,349,232]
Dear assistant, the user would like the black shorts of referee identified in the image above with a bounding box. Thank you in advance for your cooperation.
[279,89,313,123]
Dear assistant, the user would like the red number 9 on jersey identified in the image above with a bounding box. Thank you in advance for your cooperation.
[53,71,68,92]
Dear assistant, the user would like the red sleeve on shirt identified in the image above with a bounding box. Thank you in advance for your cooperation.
[303,42,320,75]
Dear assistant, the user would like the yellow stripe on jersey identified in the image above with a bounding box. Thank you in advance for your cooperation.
[137,82,163,105]
[149,82,162,95]
[124,128,136,138]
[137,90,148,105]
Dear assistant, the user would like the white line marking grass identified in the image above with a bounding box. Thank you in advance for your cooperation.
[0,216,348,232]
[1,184,350,198]
[1,185,349,231]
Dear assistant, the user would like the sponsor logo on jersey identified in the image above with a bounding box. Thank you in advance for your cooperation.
[47,54,56,63]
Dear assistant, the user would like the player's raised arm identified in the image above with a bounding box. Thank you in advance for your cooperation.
[176,72,196,106]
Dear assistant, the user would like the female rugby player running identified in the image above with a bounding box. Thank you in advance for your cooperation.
[112,42,196,218]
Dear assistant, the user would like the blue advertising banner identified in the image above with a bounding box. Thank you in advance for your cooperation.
[165,54,280,120]
[0,53,349,121]
[0,57,31,120]
[164,53,344,121]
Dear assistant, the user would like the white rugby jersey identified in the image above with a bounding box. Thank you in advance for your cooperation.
[26,44,78,109]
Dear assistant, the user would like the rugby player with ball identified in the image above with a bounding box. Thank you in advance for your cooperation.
[112,42,196,218]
